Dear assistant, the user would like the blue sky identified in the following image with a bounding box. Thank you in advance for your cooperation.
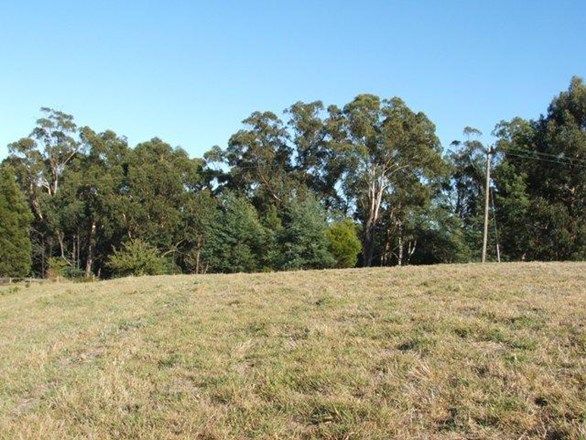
[1,0,585,159]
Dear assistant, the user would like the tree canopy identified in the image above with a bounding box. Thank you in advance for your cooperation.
[3,77,584,278]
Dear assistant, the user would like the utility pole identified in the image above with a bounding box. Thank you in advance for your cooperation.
[482,147,494,263]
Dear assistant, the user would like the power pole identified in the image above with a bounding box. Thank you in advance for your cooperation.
[482,147,493,263]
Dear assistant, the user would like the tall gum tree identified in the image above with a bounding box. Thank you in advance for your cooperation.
[334,95,446,266]
[7,108,81,262]
[223,111,293,207]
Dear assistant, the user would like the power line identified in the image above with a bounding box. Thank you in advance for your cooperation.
[510,153,586,167]
[504,151,586,168]
[505,147,586,165]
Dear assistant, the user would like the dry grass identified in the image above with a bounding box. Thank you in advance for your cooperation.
[0,262,584,439]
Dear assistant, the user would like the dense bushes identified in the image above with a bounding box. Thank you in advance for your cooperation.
[107,240,168,277]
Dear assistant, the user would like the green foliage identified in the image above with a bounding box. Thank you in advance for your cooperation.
[202,193,266,273]
[46,257,69,279]
[493,77,586,260]
[0,166,32,277]
[336,95,447,266]
[326,219,362,268]
[107,239,167,277]
[181,190,219,273]
[275,196,335,270]
[449,127,489,261]
[409,206,472,265]
[3,78,585,279]
[62,266,87,280]
[223,111,294,206]
[259,204,283,270]
[492,160,531,260]
[125,138,205,250]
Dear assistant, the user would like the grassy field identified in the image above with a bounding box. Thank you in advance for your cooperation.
[0,263,584,439]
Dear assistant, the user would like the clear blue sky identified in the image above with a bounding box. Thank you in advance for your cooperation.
[1,0,585,159]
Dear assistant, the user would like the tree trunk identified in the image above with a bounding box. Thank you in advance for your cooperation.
[361,175,385,267]
[85,221,96,278]
[397,221,403,266]
[195,249,201,274]
[397,238,403,266]
[41,237,46,278]
[381,229,392,266]
[406,240,417,265]
[362,220,375,267]
[30,182,44,220]
[72,235,76,269]
[76,234,81,269]
[57,231,66,259]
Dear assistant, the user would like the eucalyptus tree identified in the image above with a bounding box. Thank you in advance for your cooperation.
[216,103,346,212]
[75,128,131,276]
[285,100,343,207]
[6,108,81,271]
[449,127,491,259]
[124,138,206,265]
[332,95,446,266]
[378,174,435,266]
[9,108,81,198]
[222,111,294,208]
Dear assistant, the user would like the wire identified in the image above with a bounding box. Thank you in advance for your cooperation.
[510,152,586,167]
[504,151,586,168]
[506,146,585,162]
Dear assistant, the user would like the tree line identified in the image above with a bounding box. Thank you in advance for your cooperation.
[1,77,584,278]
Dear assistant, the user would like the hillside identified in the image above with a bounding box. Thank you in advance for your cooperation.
[0,263,584,439]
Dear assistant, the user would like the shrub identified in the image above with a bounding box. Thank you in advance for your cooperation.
[46,257,69,280]
[62,266,87,280]
[46,258,91,281]
[325,219,362,268]
[107,239,167,277]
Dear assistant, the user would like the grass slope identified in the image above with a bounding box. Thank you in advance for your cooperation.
[0,263,584,439]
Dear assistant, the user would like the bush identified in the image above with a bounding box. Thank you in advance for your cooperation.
[46,257,69,280]
[325,219,362,268]
[46,258,91,280]
[107,239,167,277]
[63,266,87,280]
